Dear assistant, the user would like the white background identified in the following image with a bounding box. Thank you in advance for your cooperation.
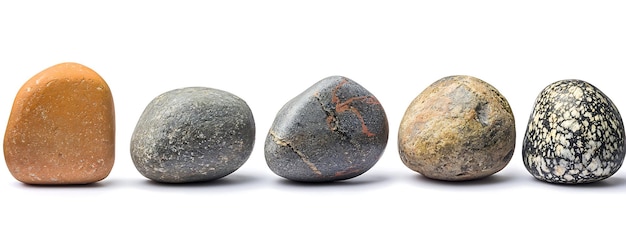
[1,1,625,248]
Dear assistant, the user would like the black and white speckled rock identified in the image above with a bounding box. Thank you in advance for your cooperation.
[265,76,388,182]
[130,87,255,183]
[523,80,625,184]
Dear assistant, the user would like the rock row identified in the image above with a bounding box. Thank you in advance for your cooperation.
[3,63,625,185]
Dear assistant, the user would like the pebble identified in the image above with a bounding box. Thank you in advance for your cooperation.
[3,62,116,184]
[130,87,255,183]
[398,75,515,181]
[264,76,388,182]
[522,79,625,184]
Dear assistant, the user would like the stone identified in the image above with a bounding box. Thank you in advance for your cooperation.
[522,79,625,184]
[264,76,388,182]
[398,75,515,181]
[130,87,255,183]
[3,62,116,184]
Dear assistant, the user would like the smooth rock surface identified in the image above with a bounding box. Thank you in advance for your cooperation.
[265,76,388,182]
[131,87,255,183]
[523,79,625,184]
[398,75,515,181]
[3,62,116,184]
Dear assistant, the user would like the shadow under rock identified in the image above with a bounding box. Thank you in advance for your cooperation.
[18,180,114,189]
[414,173,515,187]
[534,175,626,189]
[277,173,390,188]
[142,173,259,188]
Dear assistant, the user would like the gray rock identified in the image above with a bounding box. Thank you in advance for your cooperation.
[523,79,625,184]
[130,87,255,183]
[264,76,388,182]
[398,75,516,181]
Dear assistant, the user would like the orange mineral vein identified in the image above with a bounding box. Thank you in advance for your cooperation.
[330,79,380,137]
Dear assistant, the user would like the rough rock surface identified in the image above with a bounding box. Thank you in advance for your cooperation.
[130,87,255,183]
[265,76,388,182]
[3,62,116,184]
[398,75,515,181]
[523,79,625,184]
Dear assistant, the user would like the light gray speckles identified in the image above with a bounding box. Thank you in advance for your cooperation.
[130,87,255,183]
[522,79,625,184]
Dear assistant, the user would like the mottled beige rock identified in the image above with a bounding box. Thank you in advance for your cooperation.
[3,62,115,184]
[398,75,515,181]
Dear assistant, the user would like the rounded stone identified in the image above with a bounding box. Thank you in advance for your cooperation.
[264,76,388,182]
[3,62,116,184]
[398,75,515,181]
[130,87,255,183]
[522,79,625,184]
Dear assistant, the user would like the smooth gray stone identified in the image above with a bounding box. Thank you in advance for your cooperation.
[265,76,388,182]
[523,79,625,184]
[131,87,255,183]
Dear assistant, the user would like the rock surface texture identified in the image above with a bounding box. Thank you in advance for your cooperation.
[523,79,625,184]
[265,76,388,182]
[3,62,116,184]
[398,75,515,181]
[130,87,255,183]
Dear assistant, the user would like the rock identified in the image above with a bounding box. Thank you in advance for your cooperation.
[398,75,515,181]
[130,87,255,183]
[3,62,116,184]
[265,76,388,182]
[523,79,625,184]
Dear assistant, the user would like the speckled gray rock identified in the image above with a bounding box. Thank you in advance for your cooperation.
[398,75,516,181]
[130,87,255,183]
[265,76,388,182]
[523,80,625,184]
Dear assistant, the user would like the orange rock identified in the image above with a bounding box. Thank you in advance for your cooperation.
[3,62,115,184]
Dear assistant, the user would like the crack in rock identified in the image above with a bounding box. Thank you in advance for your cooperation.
[314,93,343,134]
[269,130,322,175]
